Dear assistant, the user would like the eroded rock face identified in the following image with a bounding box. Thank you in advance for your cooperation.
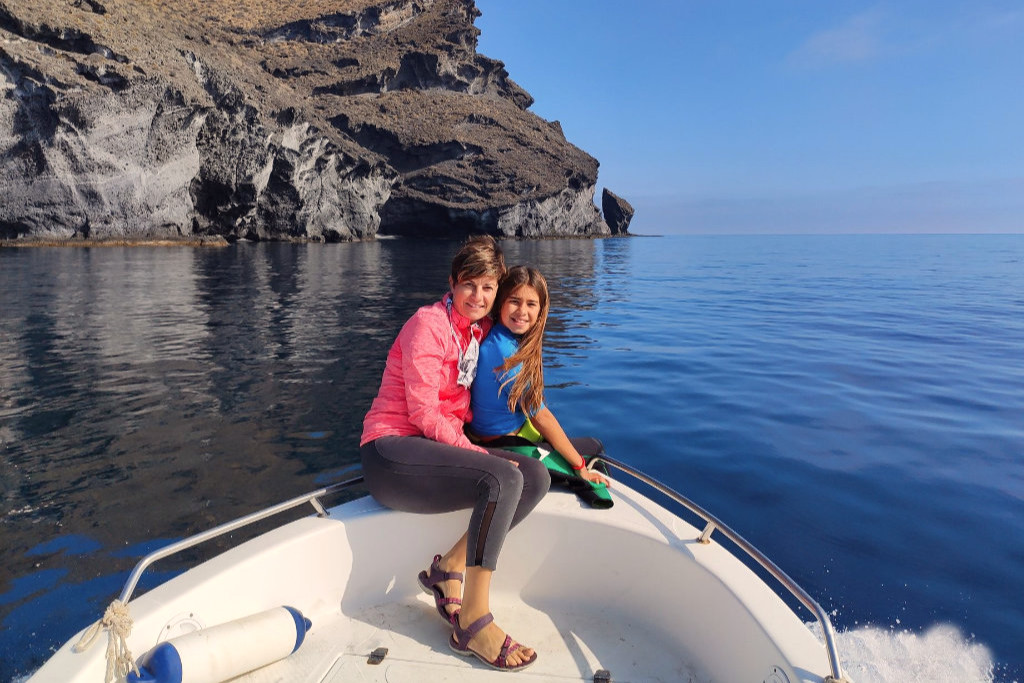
[0,0,621,241]
[602,188,635,235]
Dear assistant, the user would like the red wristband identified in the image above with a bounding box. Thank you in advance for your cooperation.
[572,458,586,471]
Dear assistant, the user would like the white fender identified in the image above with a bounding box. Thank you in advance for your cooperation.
[127,606,311,683]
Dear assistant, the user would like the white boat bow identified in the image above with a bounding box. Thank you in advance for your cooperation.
[30,458,850,683]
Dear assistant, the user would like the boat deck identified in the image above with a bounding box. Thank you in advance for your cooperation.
[255,596,698,682]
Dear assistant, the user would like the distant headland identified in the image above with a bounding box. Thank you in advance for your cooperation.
[0,0,633,244]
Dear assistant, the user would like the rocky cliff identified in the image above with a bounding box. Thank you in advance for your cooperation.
[0,0,632,242]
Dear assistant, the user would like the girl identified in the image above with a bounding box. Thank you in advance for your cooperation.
[470,266,610,490]
[360,236,547,672]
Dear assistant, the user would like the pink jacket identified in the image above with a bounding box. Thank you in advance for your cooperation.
[361,297,492,453]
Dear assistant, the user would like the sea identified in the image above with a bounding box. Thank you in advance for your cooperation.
[1,234,1022,682]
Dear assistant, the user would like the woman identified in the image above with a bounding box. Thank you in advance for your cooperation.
[469,265,610,489]
[360,236,547,672]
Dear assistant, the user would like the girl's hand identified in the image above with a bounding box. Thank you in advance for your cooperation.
[580,466,609,487]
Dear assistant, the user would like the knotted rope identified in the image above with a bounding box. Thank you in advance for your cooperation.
[72,599,140,682]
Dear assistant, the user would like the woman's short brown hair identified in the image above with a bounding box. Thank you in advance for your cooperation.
[450,235,506,284]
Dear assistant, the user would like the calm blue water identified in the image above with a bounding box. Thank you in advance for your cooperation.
[1,234,1022,682]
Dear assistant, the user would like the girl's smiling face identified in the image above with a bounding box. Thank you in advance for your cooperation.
[500,285,541,335]
[450,275,498,322]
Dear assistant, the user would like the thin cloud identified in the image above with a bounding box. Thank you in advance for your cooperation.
[787,5,1024,70]
[965,6,1024,43]
[787,9,886,67]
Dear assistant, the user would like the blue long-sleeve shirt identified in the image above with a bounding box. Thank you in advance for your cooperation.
[469,323,543,436]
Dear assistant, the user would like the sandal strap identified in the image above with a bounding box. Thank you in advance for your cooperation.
[453,612,494,649]
[495,634,518,667]
[428,554,464,584]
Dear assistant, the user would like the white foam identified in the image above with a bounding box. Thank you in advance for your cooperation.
[827,623,1001,683]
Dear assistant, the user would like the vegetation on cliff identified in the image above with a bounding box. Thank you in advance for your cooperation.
[0,0,631,242]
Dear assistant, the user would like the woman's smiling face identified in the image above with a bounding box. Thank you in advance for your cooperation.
[500,285,541,335]
[450,275,499,322]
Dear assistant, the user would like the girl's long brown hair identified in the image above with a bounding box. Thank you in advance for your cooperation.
[496,266,550,416]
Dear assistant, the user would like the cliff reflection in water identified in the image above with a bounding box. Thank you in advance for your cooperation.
[0,238,608,662]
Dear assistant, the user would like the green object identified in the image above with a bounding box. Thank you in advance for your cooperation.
[502,444,613,509]
[515,417,544,443]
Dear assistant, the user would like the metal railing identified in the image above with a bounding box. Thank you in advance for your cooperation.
[116,474,364,605]
[589,454,847,683]
[112,461,846,681]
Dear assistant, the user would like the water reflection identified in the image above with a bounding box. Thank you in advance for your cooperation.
[0,238,615,679]
[6,235,1024,679]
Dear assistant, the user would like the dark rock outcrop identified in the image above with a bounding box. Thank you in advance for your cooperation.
[0,0,622,242]
[602,188,634,235]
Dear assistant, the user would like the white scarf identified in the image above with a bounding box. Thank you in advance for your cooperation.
[445,295,481,388]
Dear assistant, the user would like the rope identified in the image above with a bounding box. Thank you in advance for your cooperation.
[72,599,140,683]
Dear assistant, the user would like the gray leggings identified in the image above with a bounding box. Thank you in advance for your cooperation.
[360,436,551,570]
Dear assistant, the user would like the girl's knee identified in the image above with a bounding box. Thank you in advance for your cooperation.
[574,436,605,456]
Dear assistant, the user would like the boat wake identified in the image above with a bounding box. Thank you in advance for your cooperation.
[824,622,1001,683]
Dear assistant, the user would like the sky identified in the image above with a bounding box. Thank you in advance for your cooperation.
[473,0,1024,234]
